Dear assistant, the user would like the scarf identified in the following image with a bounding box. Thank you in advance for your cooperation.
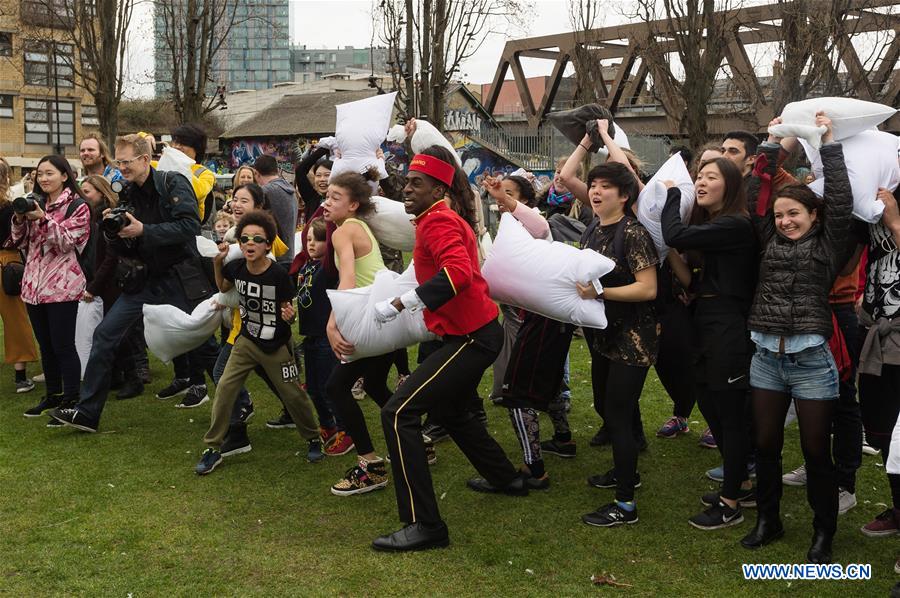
[547,186,574,207]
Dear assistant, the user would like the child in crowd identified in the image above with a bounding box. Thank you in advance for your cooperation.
[297,217,353,456]
[214,211,235,241]
[196,210,322,475]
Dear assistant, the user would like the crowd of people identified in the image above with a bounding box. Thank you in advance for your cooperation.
[1,110,899,570]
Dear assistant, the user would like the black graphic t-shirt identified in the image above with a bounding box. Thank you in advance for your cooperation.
[297,259,338,337]
[222,258,296,353]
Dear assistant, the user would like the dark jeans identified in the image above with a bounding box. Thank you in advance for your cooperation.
[27,301,80,398]
[382,319,517,525]
[831,303,862,493]
[697,386,750,499]
[173,337,218,386]
[593,355,649,503]
[656,303,696,418]
[76,275,214,422]
[304,335,341,429]
[326,352,394,456]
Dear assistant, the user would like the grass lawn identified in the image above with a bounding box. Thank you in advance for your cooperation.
[1,335,896,596]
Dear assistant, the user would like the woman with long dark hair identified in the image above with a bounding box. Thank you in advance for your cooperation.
[13,155,91,418]
[740,113,853,564]
[660,157,758,530]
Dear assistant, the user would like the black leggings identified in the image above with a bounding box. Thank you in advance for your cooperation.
[860,364,900,509]
[326,352,394,456]
[697,386,749,499]
[753,389,837,534]
[593,355,649,502]
[655,304,696,418]
[27,301,80,398]
[393,348,411,376]
[584,328,644,439]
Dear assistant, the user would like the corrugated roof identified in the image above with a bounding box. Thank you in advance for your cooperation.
[221,89,379,139]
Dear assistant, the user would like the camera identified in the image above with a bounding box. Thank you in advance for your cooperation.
[12,192,41,214]
[111,179,131,194]
[102,205,134,235]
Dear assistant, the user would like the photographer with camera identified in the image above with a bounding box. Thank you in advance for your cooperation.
[11,155,91,418]
[50,134,207,433]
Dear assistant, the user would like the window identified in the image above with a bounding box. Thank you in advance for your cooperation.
[330,53,336,62]
[20,0,72,28]
[81,104,98,126]
[0,32,11,57]
[24,42,74,88]
[24,99,74,146]
[0,95,13,119]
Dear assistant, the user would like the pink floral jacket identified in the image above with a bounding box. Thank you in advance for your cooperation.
[11,188,90,305]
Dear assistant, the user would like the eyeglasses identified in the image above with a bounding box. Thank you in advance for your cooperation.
[114,155,147,167]
[239,234,268,244]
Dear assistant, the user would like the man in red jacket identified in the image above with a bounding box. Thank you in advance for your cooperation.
[370,149,527,552]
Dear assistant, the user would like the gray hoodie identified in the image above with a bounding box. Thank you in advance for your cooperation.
[262,177,297,268]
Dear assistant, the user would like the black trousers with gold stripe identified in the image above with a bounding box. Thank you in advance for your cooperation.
[381,318,519,525]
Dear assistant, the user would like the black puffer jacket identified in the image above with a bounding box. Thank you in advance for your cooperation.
[746,142,853,338]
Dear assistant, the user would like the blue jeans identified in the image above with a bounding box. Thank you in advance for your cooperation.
[76,275,217,422]
[303,335,341,429]
[750,343,839,401]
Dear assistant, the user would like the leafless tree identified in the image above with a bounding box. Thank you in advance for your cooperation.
[568,0,607,106]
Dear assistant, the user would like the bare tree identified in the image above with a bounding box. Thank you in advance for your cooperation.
[568,0,607,106]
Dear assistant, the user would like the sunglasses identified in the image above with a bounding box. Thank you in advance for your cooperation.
[239,234,268,244]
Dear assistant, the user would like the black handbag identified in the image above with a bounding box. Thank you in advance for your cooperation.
[1,259,24,296]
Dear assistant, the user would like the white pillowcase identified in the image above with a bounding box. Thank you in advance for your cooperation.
[143,294,232,363]
[800,130,899,223]
[769,97,897,149]
[409,119,462,166]
[481,213,615,328]
[156,145,195,185]
[636,153,696,259]
[327,264,437,361]
[75,298,104,379]
[330,92,397,180]
[596,122,631,158]
[362,196,416,251]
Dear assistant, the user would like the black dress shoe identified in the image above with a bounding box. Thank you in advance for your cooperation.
[806,529,833,564]
[466,474,529,496]
[372,522,450,552]
[740,517,784,549]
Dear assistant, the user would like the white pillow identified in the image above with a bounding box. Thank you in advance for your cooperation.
[156,145,195,184]
[800,130,899,223]
[636,153,696,259]
[196,235,219,258]
[481,213,615,328]
[408,119,462,166]
[143,294,231,363]
[75,298,104,379]
[326,264,437,361]
[769,97,897,149]
[596,122,631,158]
[362,196,415,251]
[330,91,397,181]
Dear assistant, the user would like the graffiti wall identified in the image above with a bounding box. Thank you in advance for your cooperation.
[451,134,519,186]
[227,137,303,171]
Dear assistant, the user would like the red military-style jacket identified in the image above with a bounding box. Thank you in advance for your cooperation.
[412,200,498,337]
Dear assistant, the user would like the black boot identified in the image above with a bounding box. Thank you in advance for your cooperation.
[806,529,833,564]
[740,516,784,549]
[116,376,144,400]
[109,368,124,390]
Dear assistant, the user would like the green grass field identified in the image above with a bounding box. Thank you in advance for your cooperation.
[1,336,896,596]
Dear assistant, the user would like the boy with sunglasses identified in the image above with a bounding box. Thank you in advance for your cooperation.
[195,211,322,474]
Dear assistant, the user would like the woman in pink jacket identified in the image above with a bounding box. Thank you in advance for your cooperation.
[13,155,91,418]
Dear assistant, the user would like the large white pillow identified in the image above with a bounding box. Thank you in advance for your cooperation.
[362,196,415,251]
[326,264,437,361]
[330,92,397,181]
[409,119,462,166]
[800,130,899,223]
[481,213,615,328]
[769,97,897,149]
[75,298,104,379]
[156,145,195,184]
[636,153,696,259]
[143,294,232,363]
[596,122,631,158]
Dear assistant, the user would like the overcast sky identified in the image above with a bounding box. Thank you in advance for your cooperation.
[125,0,619,97]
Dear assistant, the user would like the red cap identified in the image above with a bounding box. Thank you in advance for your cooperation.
[408,154,455,187]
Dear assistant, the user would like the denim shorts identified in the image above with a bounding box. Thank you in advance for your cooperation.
[750,343,839,401]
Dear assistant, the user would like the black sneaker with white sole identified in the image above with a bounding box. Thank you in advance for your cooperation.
[689,500,744,530]
[422,422,450,444]
[587,469,642,489]
[47,408,98,433]
[266,411,295,429]
[221,424,252,457]
[236,402,255,424]
[195,448,223,475]
[156,378,191,400]
[24,394,63,417]
[16,379,35,394]
[540,438,576,458]
[582,502,638,527]
[701,486,756,508]
[176,385,209,408]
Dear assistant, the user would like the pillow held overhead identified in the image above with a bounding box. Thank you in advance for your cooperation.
[330,91,397,180]
[547,104,616,152]
[769,97,897,149]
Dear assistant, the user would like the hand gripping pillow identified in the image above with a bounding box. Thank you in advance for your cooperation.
[596,122,631,159]
[769,97,897,149]
[481,213,615,328]
[362,196,416,251]
[326,264,437,361]
[75,298,104,379]
[143,293,233,363]
[329,91,397,181]
[799,130,899,223]
[636,153,696,259]
[547,104,616,152]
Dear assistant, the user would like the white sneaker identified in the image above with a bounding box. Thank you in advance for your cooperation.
[782,464,807,487]
[862,440,881,456]
[32,373,45,383]
[838,488,857,515]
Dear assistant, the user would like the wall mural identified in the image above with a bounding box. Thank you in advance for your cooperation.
[227,138,300,171]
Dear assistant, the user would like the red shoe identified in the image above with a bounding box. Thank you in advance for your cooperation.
[325,431,355,456]
[320,425,339,446]
[861,508,900,537]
